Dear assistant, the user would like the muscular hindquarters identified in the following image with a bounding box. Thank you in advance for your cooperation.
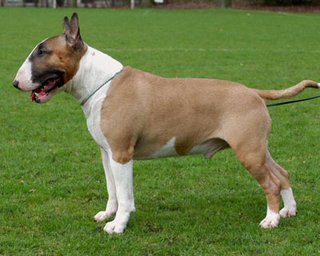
[224,106,285,213]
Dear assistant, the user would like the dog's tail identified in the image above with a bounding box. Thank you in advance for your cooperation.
[253,80,320,102]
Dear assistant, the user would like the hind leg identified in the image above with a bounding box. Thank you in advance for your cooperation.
[234,147,282,228]
[280,188,297,218]
[266,151,297,218]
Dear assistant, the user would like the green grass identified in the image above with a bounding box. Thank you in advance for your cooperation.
[1,7,320,255]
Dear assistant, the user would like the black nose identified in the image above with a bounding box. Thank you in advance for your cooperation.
[13,80,19,89]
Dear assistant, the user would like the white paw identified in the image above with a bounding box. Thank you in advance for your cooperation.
[259,213,280,229]
[94,210,115,222]
[280,206,297,218]
[104,220,126,234]
[280,188,297,218]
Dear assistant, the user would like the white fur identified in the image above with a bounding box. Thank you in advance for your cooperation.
[65,46,123,109]
[147,137,178,159]
[137,137,226,160]
[94,149,117,222]
[280,188,297,218]
[317,83,320,88]
[14,59,34,91]
[259,205,280,229]
[103,158,135,234]
[14,39,47,91]
[65,46,137,234]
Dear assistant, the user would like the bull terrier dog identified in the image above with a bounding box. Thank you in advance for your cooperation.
[13,13,319,234]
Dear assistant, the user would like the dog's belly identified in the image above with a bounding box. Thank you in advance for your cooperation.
[134,137,228,160]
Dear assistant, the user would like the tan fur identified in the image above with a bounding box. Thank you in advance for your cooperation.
[100,67,317,214]
[33,35,87,83]
[101,67,270,162]
[254,80,319,101]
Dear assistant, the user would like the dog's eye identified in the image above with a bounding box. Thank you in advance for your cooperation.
[38,49,46,56]
[37,47,50,57]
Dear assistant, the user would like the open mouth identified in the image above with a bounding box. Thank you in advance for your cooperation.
[31,76,62,103]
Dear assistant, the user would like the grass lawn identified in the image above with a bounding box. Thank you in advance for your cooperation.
[1,7,320,255]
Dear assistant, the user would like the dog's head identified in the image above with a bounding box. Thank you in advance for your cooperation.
[13,13,87,103]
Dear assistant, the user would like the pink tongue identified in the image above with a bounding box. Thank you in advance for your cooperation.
[31,88,47,101]
[31,79,57,101]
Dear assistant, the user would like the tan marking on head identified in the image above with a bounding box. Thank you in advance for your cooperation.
[30,35,87,85]
[29,13,87,90]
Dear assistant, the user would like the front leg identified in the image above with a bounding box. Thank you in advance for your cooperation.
[94,148,118,222]
[104,158,136,234]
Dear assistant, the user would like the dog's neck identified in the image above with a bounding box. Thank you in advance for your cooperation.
[64,45,123,106]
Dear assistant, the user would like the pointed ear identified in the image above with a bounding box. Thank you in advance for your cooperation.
[64,13,82,46]
[64,16,71,35]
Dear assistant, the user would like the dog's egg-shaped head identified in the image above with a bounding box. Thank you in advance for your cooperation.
[13,13,87,103]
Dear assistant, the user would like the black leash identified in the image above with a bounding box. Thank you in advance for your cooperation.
[267,94,320,108]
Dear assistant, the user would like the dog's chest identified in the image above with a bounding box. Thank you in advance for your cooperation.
[84,88,110,150]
